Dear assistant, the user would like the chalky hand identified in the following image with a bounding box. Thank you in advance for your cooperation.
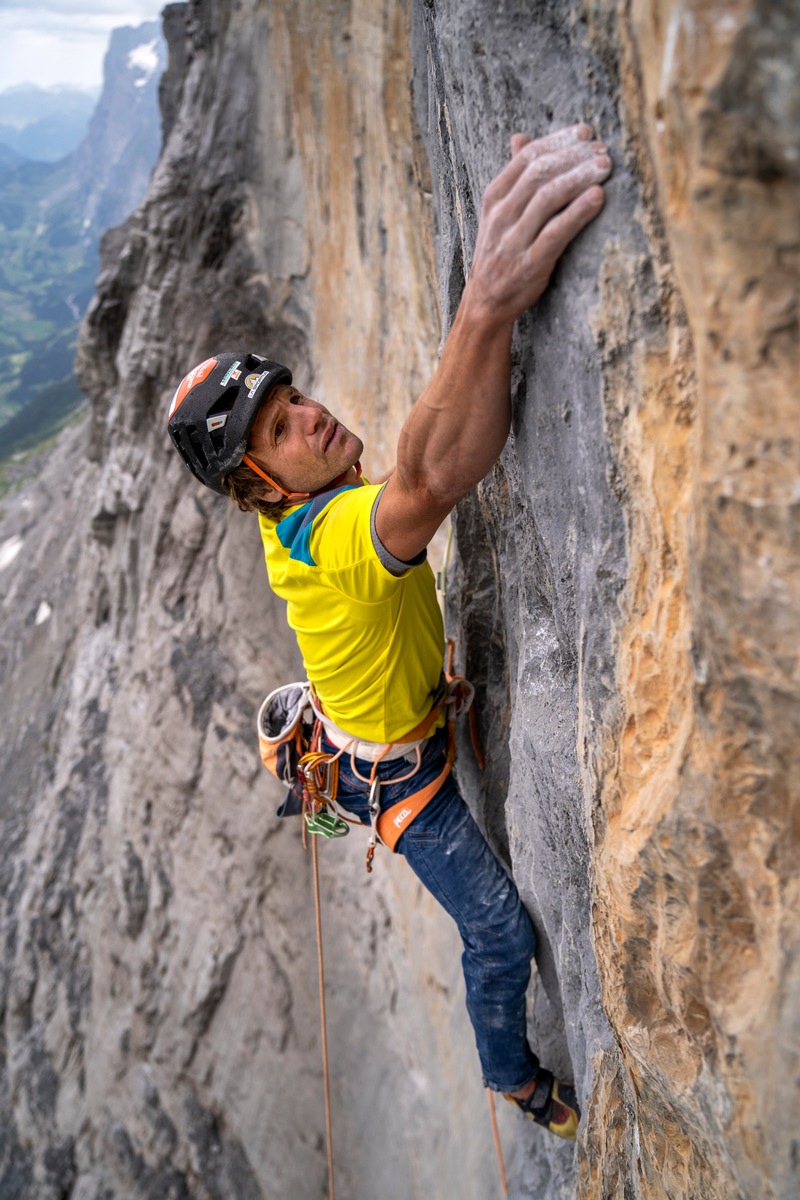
[466,123,612,326]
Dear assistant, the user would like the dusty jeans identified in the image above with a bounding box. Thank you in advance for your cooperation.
[325,727,539,1093]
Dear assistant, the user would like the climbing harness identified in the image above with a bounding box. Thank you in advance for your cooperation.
[257,655,477,870]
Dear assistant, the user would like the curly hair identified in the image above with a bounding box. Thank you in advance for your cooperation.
[219,463,285,520]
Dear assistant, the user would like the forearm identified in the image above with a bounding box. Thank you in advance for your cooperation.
[394,127,609,506]
[373,126,610,562]
[395,287,515,504]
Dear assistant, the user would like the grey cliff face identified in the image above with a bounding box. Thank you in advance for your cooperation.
[0,19,167,440]
[414,1,799,1197]
[79,23,166,228]
[413,3,629,1192]
[55,21,167,238]
[0,1,798,1199]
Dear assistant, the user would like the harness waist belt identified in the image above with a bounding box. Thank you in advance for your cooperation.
[310,696,428,763]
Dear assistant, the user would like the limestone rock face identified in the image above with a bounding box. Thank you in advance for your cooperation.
[414,0,798,1197]
[0,1,797,1199]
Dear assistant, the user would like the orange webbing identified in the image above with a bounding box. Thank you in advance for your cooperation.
[242,453,311,501]
[446,639,485,770]
[375,759,452,852]
[373,700,463,853]
[308,660,480,857]
[446,637,456,677]
[388,701,445,744]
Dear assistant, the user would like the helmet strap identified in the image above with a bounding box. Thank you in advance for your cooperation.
[242,455,363,503]
[242,453,310,501]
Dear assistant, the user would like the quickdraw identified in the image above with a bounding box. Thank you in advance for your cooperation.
[297,751,349,842]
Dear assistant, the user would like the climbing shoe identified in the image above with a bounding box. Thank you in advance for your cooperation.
[503,1069,580,1141]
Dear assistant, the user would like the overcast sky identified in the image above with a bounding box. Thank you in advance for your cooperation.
[2,1,166,91]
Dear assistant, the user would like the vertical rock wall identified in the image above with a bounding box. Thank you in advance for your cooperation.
[413,0,798,1197]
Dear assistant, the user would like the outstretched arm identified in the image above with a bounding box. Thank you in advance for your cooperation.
[375,124,611,562]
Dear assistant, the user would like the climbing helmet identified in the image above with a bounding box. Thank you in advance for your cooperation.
[167,351,292,492]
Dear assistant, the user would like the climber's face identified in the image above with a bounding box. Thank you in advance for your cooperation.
[247,384,363,496]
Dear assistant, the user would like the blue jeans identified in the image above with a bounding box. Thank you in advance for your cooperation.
[326,728,540,1093]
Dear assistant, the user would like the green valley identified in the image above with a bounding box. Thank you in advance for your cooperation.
[0,22,165,464]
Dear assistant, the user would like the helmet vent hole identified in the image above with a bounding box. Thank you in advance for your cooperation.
[207,386,239,417]
[187,426,209,468]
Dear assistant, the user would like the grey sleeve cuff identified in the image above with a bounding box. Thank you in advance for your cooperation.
[370,484,427,577]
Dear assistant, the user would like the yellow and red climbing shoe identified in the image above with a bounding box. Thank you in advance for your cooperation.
[504,1070,580,1141]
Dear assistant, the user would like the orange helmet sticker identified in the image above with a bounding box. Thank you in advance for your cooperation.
[168,357,218,419]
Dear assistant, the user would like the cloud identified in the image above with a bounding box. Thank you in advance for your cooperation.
[2,3,162,35]
[1,3,164,89]
[3,1,162,15]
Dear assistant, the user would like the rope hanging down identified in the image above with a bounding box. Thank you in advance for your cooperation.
[309,824,508,1200]
[310,833,336,1200]
[487,1089,508,1196]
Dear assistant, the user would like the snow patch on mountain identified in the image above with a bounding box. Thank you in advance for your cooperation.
[128,39,160,88]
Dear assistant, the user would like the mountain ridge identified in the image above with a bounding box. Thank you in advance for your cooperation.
[0,83,100,163]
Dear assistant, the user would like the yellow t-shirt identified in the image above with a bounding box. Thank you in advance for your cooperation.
[258,480,445,743]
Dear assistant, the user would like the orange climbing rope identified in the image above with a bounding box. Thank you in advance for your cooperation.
[311,833,336,1200]
[487,1089,508,1196]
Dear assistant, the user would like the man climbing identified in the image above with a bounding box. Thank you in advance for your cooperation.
[167,125,611,1139]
